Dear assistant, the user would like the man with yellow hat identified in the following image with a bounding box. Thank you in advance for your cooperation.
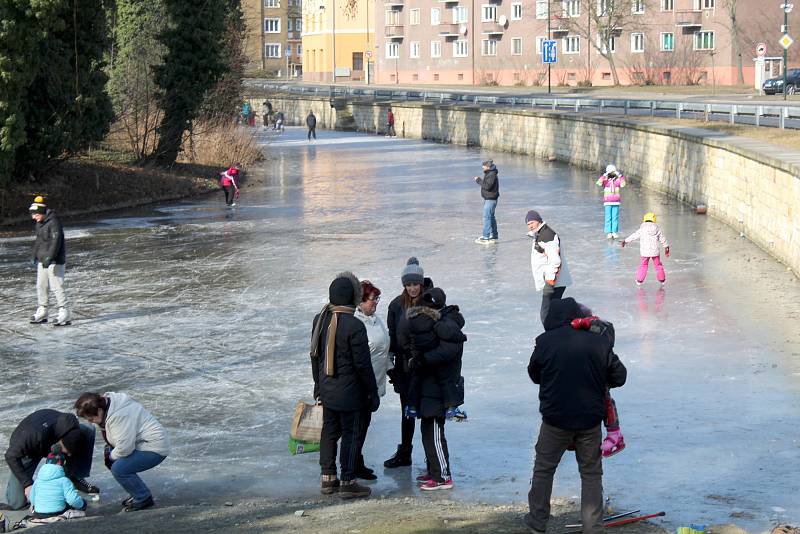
[29,196,71,325]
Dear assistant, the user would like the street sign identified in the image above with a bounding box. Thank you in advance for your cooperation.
[780,34,794,49]
[756,42,767,56]
[365,50,373,58]
[542,40,558,64]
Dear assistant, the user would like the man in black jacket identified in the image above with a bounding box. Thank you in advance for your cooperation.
[29,197,71,326]
[306,110,317,140]
[310,272,380,499]
[524,298,627,534]
[1,409,98,510]
[474,160,500,244]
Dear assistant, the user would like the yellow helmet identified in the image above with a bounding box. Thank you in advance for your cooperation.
[33,195,45,204]
[643,212,656,223]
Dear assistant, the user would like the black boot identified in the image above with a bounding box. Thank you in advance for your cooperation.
[383,444,412,468]
[355,455,377,480]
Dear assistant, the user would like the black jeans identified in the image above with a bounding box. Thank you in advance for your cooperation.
[308,127,316,140]
[399,391,416,447]
[356,410,372,469]
[319,407,362,482]
[222,185,235,205]
[540,285,566,326]
[421,417,450,482]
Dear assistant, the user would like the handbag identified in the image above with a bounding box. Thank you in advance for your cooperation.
[290,400,323,442]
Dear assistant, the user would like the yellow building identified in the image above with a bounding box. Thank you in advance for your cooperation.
[302,0,375,83]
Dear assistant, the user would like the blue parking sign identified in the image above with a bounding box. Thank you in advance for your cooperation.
[542,40,558,63]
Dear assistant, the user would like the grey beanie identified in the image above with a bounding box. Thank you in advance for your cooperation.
[401,257,424,286]
[525,210,543,224]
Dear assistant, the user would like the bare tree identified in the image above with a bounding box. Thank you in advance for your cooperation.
[720,0,745,84]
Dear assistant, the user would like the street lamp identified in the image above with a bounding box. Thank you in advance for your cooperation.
[320,2,337,84]
[781,2,793,100]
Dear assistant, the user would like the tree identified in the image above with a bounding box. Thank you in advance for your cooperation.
[721,0,746,84]
[151,0,228,166]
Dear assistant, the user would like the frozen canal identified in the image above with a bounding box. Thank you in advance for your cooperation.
[1,127,799,530]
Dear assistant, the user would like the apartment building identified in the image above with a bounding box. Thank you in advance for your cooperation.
[374,0,800,86]
[243,0,305,77]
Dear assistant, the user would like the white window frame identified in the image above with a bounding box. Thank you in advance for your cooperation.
[265,43,281,57]
[453,6,468,22]
[453,39,469,57]
[660,32,674,51]
[298,44,303,55]
[598,34,616,53]
[597,0,611,15]
[632,0,644,13]
[431,7,441,25]
[631,32,644,52]
[482,4,497,21]
[536,0,548,19]
[296,19,302,32]
[264,18,281,33]
[703,0,714,8]
[264,0,280,7]
[386,9,401,25]
[563,0,580,16]
[410,41,420,58]
[563,35,580,54]
[287,19,293,31]
[511,2,522,19]
[482,38,498,56]
[661,0,673,9]
[386,42,399,58]
[536,35,547,54]
[431,40,442,57]
[410,8,421,25]
[694,30,714,50]
[512,37,523,54]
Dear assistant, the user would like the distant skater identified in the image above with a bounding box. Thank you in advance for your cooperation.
[386,107,396,137]
[474,159,499,244]
[29,196,71,326]
[621,212,670,286]
[219,165,240,206]
[596,164,626,239]
[526,210,572,327]
[307,111,317,141]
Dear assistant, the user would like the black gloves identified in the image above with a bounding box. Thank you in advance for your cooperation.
[103,445,114,470]
[369,394,380,413]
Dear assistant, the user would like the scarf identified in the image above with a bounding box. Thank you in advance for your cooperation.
[310,304,355,376]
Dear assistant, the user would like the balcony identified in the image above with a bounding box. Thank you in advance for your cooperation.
[384,0,404,6]
[675,10,702,28]
[438,0,459,4]
[481,22,505,35]
[385,25,405,39]
[439,23,462,37]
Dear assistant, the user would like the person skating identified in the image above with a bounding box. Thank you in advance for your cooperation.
[621,212,670,287]
[1,409,98,511]
[273,111,285,132]
[74,392,170,512]
[596,164,626,239]
[28,452,87,521]
[474,160,500,244]
[310,272,380,499]
[29,196,71,326]
[386,107,396,137]
[525,298,627,534]
[526,210,572,327]
[306,110,317,141]
[219,165,240,206]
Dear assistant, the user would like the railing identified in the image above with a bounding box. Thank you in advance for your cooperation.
[244,80,800,130]
[438,23,461,36]
[385,25,404,37]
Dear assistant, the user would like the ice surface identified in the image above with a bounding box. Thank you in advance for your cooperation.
[1,127,799,529]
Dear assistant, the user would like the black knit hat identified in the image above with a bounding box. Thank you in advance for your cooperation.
[60,428,85,456]
[525,210,543,224]
[421,287,446,310]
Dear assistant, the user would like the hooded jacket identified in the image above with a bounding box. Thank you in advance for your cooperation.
[103,392,170,460]
[528,298,627,431]
[5,410,80,488]
[416,305,467,417]
[29,463,85,515]
[596,173,626,205]
[311,272,379,411]
[477,165,500,200]
[355,308,391,397]
[32,211,65,267]
[529,223,572,291]
[623,221,669,258]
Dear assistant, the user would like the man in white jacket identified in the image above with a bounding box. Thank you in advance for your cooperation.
[526,210,572,326]
[74,392,170,512]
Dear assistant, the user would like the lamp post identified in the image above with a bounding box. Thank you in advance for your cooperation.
[781,2,793,100]
[320,2,337,83]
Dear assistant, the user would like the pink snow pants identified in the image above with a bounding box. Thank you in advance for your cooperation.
[636,255,665,283]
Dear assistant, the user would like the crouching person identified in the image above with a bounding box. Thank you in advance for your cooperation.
[74,392,170,512]
[28,452,87,523]
[524,298,627,534]
[310,272,380,499]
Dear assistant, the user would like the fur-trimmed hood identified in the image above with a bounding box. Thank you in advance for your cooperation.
[329,271,362,306]
[406,305,441,322]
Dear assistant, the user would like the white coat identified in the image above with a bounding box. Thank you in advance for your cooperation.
[355,309,392,397]
[623,222,669,258]
[104,392,171,460]
[530,222,572,291]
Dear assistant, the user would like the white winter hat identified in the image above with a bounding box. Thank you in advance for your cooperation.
[605,164,617,175]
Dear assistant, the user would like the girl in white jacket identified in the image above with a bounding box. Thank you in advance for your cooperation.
[621,212,670,286]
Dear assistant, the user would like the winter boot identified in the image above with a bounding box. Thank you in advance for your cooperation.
[355,456,377,481]
[30,306,48,324]
[339,480,371,499]
[69,476,99,494]
[601,429,626,457]
[53,307,71,326]
[383,444,412,468]
[320,474,340,495]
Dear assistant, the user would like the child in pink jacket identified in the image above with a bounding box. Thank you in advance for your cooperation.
[621,212,670,286]
[596,164,626,239]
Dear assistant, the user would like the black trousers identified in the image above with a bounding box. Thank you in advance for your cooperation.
[356,410,372,469]
[540,285,566,326]
[421,416,450,482]
[308,127,316,140]
[222,185,235,205]
[319,407,362,482]
[399,391,416,447]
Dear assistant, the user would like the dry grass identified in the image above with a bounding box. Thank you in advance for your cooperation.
[180,123,264,167]
[639,116,800,150]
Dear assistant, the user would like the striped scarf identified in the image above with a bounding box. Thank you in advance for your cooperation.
[310,304,355,376]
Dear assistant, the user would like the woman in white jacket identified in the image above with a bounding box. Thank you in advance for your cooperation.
[354,280,391,480]
[75,392,170,511]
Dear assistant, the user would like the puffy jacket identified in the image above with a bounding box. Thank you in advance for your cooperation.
[5,410,80,489]
[596,173,626,204]
[32,211,65,267]
[529,223,572,291]
[477,165,500,200]
[306,113,317,128]
[29,463,85,515]
[417,305,467,418]
[355,309,391,397]
[220,168,239,187]
[623,221,669,258]
[104,392,170,460]
[528,298,627,431]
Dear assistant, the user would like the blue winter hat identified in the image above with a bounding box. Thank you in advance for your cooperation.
[525,210,543,224]
[401,257,424,286]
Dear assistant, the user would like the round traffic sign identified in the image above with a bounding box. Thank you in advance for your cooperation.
[365,50,373,58]
[757,42,767,56]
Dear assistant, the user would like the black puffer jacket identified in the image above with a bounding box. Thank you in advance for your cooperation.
[32,211,65,267]
[417,305,467,418]
[528,298,627,431]
[4,410,80,488]
[479,165,499,200]
[386,277,434,394]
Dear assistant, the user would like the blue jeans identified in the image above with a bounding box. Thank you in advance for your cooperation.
[5,424,95,510]
[604,204,619,234]
[482,199,498,239]
[110,450,166,503]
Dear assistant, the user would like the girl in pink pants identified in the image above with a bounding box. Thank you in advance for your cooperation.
[621,212,670,286]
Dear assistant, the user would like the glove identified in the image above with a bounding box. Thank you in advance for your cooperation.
[620,241,626,248]
[104,445,114,470]
[369,394,380,413]
[545,279,556,287]
[665,246,670,257]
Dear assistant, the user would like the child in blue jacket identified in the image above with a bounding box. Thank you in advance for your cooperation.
[29,453,86,518]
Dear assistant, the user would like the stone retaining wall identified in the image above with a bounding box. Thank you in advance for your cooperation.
[254,93,800,276]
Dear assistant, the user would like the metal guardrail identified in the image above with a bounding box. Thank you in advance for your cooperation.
[244,80,800,130]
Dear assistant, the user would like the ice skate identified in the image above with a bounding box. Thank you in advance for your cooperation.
[475,237,493,244]
[607,233,614,239]
[30,306,48,324]
[612,232,619,239]
[53,307,71,326]
[601,429,626,457]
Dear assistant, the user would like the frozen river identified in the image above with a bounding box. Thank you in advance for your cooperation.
[1,127,799,530]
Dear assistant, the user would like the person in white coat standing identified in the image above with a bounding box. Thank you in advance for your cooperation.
[74,392,170,512]
[354,280,391,480]
[526,210,572,327]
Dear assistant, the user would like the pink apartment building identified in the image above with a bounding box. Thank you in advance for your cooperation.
[374,0,800,86]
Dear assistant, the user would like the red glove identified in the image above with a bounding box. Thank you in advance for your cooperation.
[665,246,670,257]
[620,241,626,248]
[571,316,599,330]
[234,189,240,199]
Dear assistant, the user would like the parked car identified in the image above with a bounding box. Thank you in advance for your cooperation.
[763,69,800,95]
